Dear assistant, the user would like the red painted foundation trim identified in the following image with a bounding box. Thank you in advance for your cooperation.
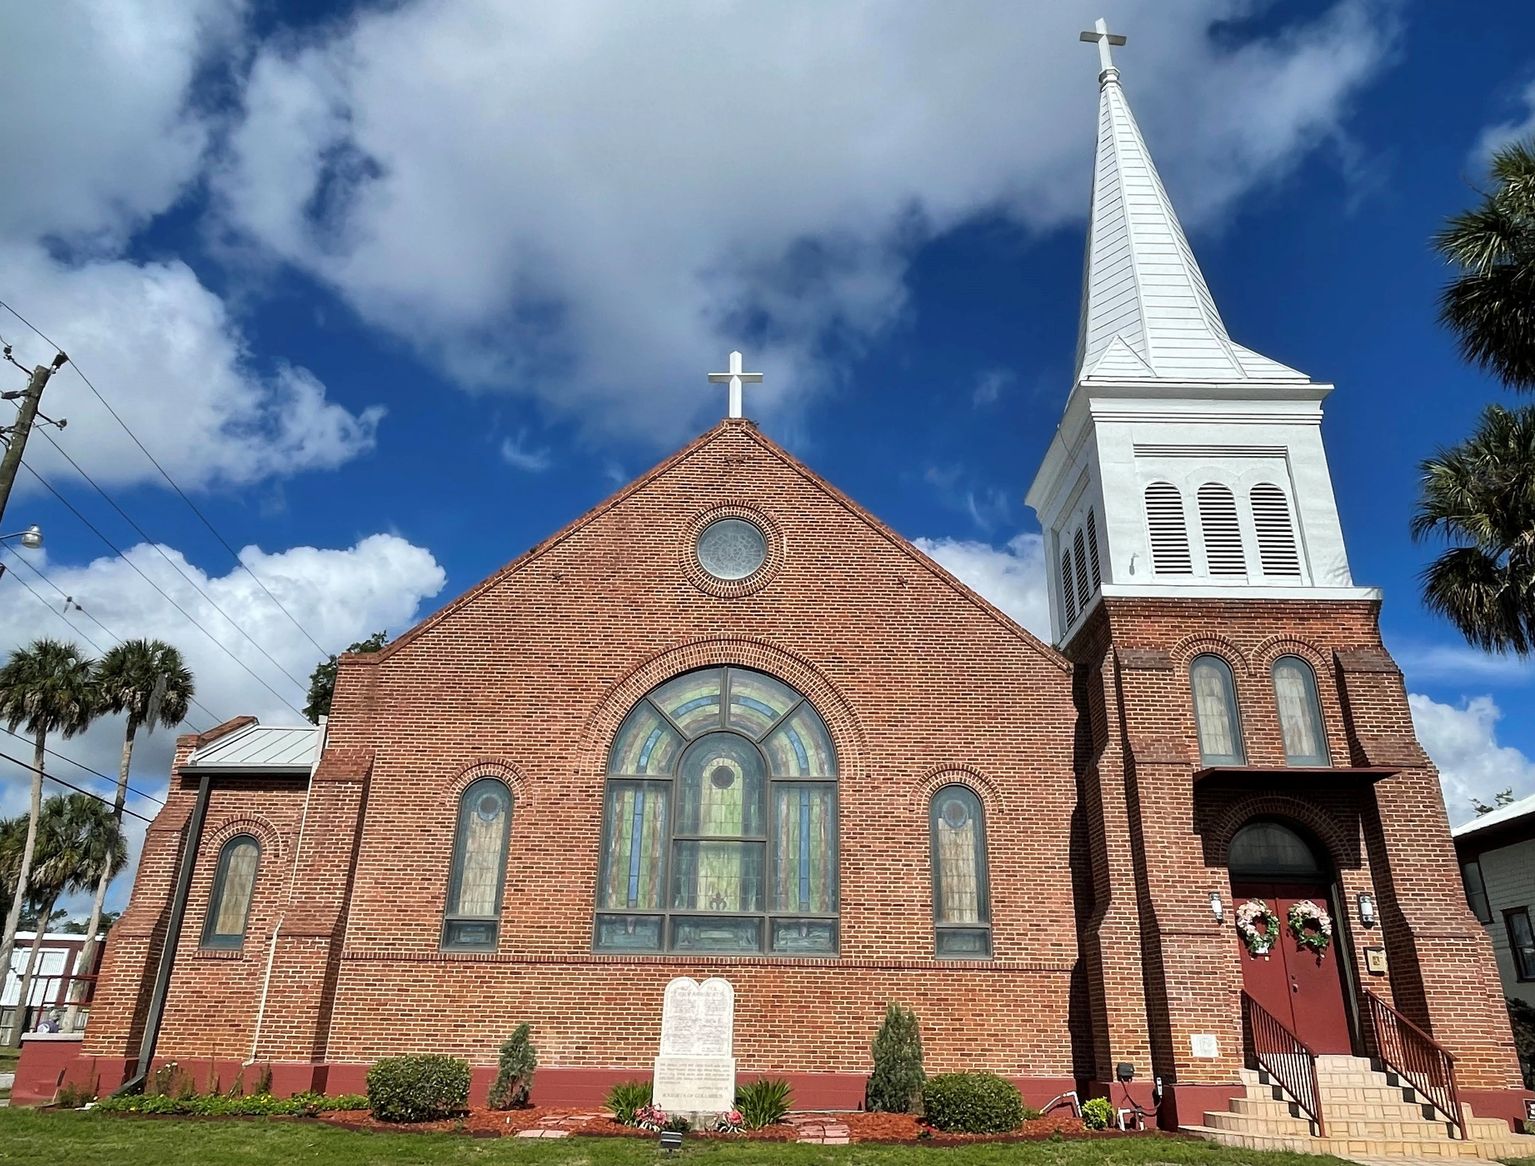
[1461,1086,1535,1133]
[1160,1082,1245,1132]
[12,1035,84,1107]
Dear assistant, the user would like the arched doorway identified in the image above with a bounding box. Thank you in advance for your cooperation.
[1228,820,1353,1054]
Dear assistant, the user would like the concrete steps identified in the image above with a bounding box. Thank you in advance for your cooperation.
[1185,1055,1535,1161]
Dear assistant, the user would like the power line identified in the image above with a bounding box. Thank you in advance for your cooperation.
[0,297,331,658]
[0,749,155,824]
[34,427,312,692]
[20,462,308,720]
[0,727,166,808]
[2,544,219,732]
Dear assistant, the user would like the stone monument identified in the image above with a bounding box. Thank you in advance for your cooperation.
[653,976,735,1115]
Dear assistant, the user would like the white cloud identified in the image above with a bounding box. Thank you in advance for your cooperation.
[500,430,553,473]
[0,533,446,910]
[1,243,384,490]
[0,0,240,248]
[1392,638,1535,686]
[1409,693,1535,826]
[1471,78,1535,166]
[215,0,1394,445]
[912,532,1050,638]
[972,368,1014,408]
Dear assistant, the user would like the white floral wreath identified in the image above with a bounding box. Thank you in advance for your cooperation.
[1235,899,1281,957]
[1286,899,1333,954]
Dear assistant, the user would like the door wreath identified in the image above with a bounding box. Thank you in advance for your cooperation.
[1236,899,1281,957]
[1286,900,1333,954]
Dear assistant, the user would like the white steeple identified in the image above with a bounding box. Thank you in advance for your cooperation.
[1027,19,1377,647]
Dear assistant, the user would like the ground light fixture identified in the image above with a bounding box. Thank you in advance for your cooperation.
[659,1130,683,1153]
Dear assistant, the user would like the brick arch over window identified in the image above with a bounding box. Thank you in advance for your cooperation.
[1206,794,1359,876]
[1169,634,1252,676]
[446,759,529,805]
[204,814,285,863]
[911,764,1005,817]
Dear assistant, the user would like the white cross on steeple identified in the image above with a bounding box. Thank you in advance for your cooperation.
[1078,17,1127,77]
[707,350,763,420]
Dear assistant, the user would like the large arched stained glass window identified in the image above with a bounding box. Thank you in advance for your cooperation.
[1272,656,1329,767]
[595,666,838,955]
[202,835,260,949]
[930,786,991,958]
[442,778,513,950]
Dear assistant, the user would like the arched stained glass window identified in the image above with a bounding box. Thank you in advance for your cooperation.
[1191,654,1245,766]
[202,835,260,949]
[596,666,838,955]
[930,786,991,958]
[1272,656,1329,767]
[442,778,513,950]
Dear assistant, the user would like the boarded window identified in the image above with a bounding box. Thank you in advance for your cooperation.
[931,786,991,958]
[1144,483,1193,574]
[1251,484,1301,577]
[1198,483,1245,575]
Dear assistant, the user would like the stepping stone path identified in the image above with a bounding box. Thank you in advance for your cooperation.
[514,1109,611,1138]
[785,1114,850,1145]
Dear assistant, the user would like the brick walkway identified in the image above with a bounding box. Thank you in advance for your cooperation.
[784,1114,850,1144]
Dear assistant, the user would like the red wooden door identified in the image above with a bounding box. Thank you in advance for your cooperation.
[1231,879,1353,1055]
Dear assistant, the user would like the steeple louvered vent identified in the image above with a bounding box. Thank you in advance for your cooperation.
[1072,530,1092,612]
[1197,483,1245,576]
[1144,483,1192,574]
[1251,483,1301,576]
[1060,550,1078,625]
[1086,510,1102,589]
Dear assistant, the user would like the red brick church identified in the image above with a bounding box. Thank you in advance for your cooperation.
[39,22,1533,1144]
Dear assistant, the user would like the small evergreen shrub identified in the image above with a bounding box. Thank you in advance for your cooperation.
[1081,1096,1115,1130]
[366,1055,471,1123]
[920,1071,1027,1134]
[735,1077,792,1128]
[605,1079,653,1125]
[487,1023,537,1109]
[865,1002,925,1113]
[54,1082,97,1108]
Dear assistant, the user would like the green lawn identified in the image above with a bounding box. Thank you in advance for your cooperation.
[0,1109,1359,1166]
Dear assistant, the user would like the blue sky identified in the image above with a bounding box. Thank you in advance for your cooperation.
[2,1,1534,908]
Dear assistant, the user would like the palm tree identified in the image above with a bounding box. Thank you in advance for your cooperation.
[0,640,95,1006]
[1412,404,1535,654]
[1436,139,1535,389]
[71,640,193,1014]
[13,795,125,1039]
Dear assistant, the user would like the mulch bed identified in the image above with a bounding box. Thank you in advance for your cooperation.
[315,1106,1172,1144]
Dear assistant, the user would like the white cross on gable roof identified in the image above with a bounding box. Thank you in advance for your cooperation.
[706,350,763,420]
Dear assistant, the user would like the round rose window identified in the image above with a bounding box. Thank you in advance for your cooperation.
[696,517,767,580]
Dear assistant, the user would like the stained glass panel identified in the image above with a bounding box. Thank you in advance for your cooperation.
[772,783,835,912]
[671,915,762,953]
[599,780,669,909]
[203,836,259,948]
[677,733,765,837]
[727,669,799,738]
[936,928,990,957]
[670,840,764,912]
[449,779,512,917]
[595,914,664,951]
[609,703,684,775]
[771,919,837,954]
[762,705,835,777]
[1191,655,1244,765]
[650,669,724,737]
[1272,657,1328,766]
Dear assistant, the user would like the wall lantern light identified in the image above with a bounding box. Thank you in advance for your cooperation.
[1209,891,1224,924]
[1357,892,1377,928]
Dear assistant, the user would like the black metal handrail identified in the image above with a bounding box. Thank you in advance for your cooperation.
[1364,990,1466,1139]
[1241,990,1325,1136]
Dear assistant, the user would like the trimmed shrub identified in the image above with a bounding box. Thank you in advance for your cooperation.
[92,1091,368,1116]
[735,1078,792,1128]
[865,1002,925,1113]
[920,1071,1027,1134]
[366,1055,471,1123]
[1081,1096,1115,1130]
[605,1079,653,1126]
[488,1023,537,1109]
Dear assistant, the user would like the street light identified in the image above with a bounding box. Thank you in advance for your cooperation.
[0,524,43,579]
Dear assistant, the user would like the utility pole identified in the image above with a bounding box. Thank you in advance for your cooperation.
[0,350,68,529]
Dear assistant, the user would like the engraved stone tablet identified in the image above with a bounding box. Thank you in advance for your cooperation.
[654,976,735,1113]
